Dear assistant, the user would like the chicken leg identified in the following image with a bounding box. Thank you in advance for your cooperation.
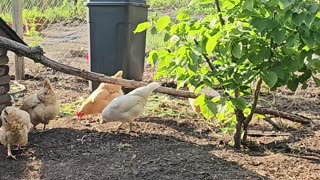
[7,144,16,160]
[115,122,134,132]
[129,122,133,132]
[116,122,125,130]
[13,145,26,151]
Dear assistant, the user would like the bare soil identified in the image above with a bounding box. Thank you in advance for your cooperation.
[0,22,319,180]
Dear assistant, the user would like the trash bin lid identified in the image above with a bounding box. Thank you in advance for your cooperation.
[85,0,148,7]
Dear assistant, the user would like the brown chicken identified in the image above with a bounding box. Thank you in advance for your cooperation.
[20,78,59,130]
[76,70,124,119]
[0,106,33,159]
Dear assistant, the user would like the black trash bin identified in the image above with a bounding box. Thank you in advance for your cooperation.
[85,0,148,92]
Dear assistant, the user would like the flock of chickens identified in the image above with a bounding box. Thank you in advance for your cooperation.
[0,70,220,160]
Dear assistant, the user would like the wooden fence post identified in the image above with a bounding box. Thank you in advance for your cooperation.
[12,0,24,80]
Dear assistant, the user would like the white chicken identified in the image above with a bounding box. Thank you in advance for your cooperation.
[101,82,160,132]
[0,106,33,159]
[188,85,220,118]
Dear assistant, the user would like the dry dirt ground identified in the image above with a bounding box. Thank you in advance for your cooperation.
[0,22,320,180]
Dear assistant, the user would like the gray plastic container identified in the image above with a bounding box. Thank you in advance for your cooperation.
[86,0,148,92]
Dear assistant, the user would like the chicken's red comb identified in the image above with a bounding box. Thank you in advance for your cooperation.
[85,53,89,62]
[75,111,82,119]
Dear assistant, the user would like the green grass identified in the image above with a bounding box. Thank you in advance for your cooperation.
[179,4,216,15]
[147,0,189,9]
[146,30,167,52]
[144,94,197,119]
[147,0,216,15]
[58,99,83,118]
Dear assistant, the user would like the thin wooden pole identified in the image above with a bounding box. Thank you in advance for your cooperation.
[12,0,24,80]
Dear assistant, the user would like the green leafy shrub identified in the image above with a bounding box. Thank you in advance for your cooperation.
[135,0,320,149]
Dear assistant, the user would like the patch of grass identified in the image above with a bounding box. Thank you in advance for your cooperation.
[146,30,167,51]
[144,94,197,119]
[147,0,216,15]
[58,99,82,118]
[147,0,189,9]
[179,4,216,15]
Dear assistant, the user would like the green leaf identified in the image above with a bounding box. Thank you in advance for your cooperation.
[271,28,286,45]
[200,99,218,119]
[230,97,247,111]
[164,33,171,42]
[206,33,220,55]
[222,1,236,9]
[287,77,299,91]
[284,10,293,22]
[314,33,320,43]
[309,2,319,13]
[147,50,158,67]
[133,22,151,33]
[195,94,217,119]
[251,18,267,32]
[279,0,294,9]
[304,13,315,28]
[313,76,320,87]
[297,69,312,83]
[285,34,296,47]
[292,13,305,26]
[176,13,190,21]
[169,24,178,35]
[271,66,285,80]
[250,48,271,65]
[301,31,315,47]
[244,0,254,11]
[156,16,171,32]
[232,42,242,58]
[261,71,278,88]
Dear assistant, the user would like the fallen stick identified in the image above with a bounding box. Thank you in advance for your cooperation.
[0,36,312,125]
[264,117,281,130]
[255,108,311,125]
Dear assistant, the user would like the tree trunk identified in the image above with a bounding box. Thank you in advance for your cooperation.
[234,108,245,149]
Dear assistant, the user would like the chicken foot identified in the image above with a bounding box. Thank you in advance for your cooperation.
[115,122,132,132]
[7,144,16,160]
[116,122,139,132]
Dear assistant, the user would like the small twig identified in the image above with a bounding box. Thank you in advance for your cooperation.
[242,79,263,144]
[76,134,90,144]
[244,78,262,127]
[214,0,225,26]
[254,108,311,125]
[193,39,216,72]
[264,117,281,130]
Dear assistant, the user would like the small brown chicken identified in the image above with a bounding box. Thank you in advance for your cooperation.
[188,85,220,118]
[0,106,33,159]
[20,78,59,130]
[76,70,124,119]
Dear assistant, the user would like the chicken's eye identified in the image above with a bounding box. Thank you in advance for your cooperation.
[3,109,8,115]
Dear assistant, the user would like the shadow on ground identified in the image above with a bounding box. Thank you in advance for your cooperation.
[0,125,266,180]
